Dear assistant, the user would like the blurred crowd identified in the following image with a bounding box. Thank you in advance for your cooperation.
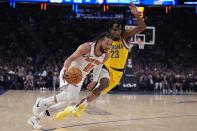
[131,7,197,93]
[0,5,196,92]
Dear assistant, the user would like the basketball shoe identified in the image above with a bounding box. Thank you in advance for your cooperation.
[72,104,87,118]
[33,97,47,118]
[56,105,76,120]
[27,116,42,130]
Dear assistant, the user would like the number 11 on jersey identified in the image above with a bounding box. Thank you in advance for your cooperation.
[83,63,94,72]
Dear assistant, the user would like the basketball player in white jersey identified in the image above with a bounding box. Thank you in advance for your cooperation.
[27,32,112,130]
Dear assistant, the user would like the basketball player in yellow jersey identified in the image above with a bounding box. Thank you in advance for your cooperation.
[101,35,130,94]
[56,3,146,120]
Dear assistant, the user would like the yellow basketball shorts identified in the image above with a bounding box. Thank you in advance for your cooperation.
[99,67,123,94]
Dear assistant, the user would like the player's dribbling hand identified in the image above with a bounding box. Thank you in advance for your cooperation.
[87,81,97,91]
[63,68,68,82]
[129,3,138,15]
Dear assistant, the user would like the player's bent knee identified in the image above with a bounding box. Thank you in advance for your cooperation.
[100,78,110,90]
[92,78,109,96]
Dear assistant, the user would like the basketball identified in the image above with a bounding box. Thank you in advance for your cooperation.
[63,67,82,85]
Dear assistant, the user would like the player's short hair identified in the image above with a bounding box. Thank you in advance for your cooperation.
[94,32,113,41]
[107,20,124,31]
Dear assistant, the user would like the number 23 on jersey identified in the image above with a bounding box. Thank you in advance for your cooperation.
[111,50,119,58]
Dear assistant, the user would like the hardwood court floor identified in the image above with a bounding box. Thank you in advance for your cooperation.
[1,90,197,131]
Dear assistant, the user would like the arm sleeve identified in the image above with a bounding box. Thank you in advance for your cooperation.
[92,64,103,82]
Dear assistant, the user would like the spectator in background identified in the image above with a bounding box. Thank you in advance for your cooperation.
[24,72,34,90]
[53,71,59,91]
[147,74,154,91]
[154,72,163,92]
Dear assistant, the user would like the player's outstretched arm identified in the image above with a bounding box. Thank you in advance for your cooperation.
[122,3,146,43]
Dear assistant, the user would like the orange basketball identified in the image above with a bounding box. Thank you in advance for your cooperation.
[63,67,82,85]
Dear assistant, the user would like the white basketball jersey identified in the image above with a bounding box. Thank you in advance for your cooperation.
[70,42,106,77]
[59,42,106,88]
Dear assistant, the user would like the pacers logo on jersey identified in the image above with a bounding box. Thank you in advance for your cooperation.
[104,38,129,69]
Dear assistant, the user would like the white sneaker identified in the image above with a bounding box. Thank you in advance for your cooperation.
[33,97,47,117]
[27,116,42,130]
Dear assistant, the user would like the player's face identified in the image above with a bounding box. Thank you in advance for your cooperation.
[100,37,112,53]
[109,24,122,40]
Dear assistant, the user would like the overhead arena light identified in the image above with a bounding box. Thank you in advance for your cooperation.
[50,0,63,3]
[184,2,197,4]
[97,0,104,4]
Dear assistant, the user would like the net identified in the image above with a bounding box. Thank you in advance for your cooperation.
[136,36,145,49]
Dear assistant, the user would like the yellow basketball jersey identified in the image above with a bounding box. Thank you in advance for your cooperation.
[104,37,129,70]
